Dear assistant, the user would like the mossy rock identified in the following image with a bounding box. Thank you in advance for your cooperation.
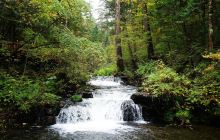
[70,95,82,102]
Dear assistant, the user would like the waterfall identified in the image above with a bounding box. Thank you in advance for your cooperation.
[121,100,143,121]
[52,76,144,133]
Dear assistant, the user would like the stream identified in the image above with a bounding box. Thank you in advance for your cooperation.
[2,77,220,140]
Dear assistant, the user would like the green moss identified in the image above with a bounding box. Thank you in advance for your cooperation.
[70,95,82,102]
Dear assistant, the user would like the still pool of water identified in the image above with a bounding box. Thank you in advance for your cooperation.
[2,123,220,140]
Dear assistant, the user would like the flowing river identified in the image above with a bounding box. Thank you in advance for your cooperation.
[2,77,220,140]
[53,76,144,134]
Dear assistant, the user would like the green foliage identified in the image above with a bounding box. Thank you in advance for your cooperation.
[140,61,191,96]
[187,62,220,115]
[175,109,191,123]
[70,95,82,102]
[136,61,156,78]
[0,0,111,124]
[101,0,220,125]
[164,111,175,123]
[94,64,117,76]
[0,72,60,112]
[0,0,107,83]
[40,93,60,105]
[123,69,135,79]
[138,60,220,124]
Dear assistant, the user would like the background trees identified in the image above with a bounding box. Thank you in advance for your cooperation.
[0,0,106,81]
[0,0,106,115]
[100,0,219,72]
[97,0,220,124]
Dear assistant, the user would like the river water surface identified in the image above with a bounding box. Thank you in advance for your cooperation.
[2,77,220,140]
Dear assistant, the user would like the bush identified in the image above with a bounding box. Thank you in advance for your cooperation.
[187,63,220,116]
[0,72,60,112]
[175,109,191,124]
[136,61,156,78]
[94,64,117,76]
[143,65,191,123]
[138,60,220,125]
[137,61,191,123]
[141,61,191,96]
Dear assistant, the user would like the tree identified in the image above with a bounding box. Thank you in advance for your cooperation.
[208,0,214,51]
[115,0,124,72]
[142,0,154,60]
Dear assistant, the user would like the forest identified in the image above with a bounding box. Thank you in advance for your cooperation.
[0,0,220,138]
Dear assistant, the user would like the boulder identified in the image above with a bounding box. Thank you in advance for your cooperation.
[45,116,56,125]
[131,92,173,122]
[82,92,93,98]
[121,100,142,121]
[59,100,66,108]
[131,93,153,106]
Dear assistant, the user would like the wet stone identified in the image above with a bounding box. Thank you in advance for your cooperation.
[82,92,93,98]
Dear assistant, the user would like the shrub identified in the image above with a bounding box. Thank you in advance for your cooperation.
[138,61,192,124]
[0,72,60,112]
[136,61,156,78]
[142,63,191,96]
[94,64,117,76]
[138,60,220,124]
[175,109,191,124]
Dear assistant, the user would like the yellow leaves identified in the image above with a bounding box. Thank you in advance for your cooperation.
[30,0,39,4]
[121,0,138,4]
[48,0,53,3]
[203,52,220,60]
[148,0,155,7]
[49,12,58,18]
[155,28,161,36]
[203,64,215,74]
[29,0,59,21]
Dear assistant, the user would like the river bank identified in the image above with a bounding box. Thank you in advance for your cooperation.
[0,76,98,131]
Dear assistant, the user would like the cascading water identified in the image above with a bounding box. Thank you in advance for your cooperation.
[4,79,220,140]
[51,76,144,133]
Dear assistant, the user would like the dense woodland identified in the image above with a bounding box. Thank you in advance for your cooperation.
[0,0,220,128]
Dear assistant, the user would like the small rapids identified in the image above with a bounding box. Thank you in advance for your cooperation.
[51,76,144,134]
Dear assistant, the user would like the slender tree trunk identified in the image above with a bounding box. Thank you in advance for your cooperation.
[126,25,137,70]
[125,23,137,70]
[125,0,137,71]
[208,0,214,51]
[143,2,154,59]
[115,0,124,72]
[128,42,137,70]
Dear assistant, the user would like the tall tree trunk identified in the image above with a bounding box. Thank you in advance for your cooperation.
[128,42,137,70]
[125,0,137,71]
[126,25,137,70]
[208,0,214,51]
[115,0,124,72]
[143,2,154,59]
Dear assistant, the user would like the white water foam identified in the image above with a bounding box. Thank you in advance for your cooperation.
[52,121,133,134]
[51,76,144,134]
[88,76,122,87]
